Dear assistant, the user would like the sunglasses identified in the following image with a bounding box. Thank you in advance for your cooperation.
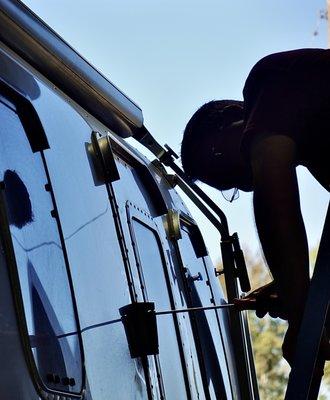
[221,187,239,202]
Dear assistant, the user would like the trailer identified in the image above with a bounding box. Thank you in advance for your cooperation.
[0,1,259,399]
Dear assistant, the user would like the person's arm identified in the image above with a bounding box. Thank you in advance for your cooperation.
[250,134,310,323]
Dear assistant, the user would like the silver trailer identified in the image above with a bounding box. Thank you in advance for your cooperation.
[0,1,259,399]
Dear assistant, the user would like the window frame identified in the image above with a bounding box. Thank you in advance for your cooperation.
[126,201,174,304]
[179,212,208,258]
[125,201,191,399]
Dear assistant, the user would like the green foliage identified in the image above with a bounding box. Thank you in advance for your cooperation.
[324,362,330,386]
[248,312,289,399]
[245,252,290,400]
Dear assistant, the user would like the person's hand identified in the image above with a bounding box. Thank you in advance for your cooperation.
[234,281,288,320]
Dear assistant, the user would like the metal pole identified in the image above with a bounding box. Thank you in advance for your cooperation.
[285,202,330,399]
[155,303,235,316]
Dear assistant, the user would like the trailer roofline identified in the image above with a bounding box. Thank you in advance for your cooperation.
[0,0,143,137]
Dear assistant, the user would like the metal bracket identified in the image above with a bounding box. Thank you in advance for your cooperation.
[215,268,224,277]
[119,302,159,358]
[90,131,120,184]
[189,272,203,282]
[232,233,251,292]
[185,267,203,282]
[165,209,182,240]
[161,144,179,163]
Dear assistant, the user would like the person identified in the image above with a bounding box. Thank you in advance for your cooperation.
[180,48,330,365]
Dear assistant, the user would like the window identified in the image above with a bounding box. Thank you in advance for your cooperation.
[0,97,83,395]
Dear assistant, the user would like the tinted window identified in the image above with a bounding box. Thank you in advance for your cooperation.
[0,99,82,393]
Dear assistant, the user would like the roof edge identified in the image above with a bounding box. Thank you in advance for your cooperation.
[0,0,143,137]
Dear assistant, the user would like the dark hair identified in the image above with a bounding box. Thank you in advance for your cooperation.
[181,100,243,180]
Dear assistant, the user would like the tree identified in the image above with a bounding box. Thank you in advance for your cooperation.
[245,251,290,400]
[248,312,289,399]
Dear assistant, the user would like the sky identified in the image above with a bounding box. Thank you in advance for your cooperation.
[22,0,329,266]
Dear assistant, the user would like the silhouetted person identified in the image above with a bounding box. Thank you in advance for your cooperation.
[181,49,330,365]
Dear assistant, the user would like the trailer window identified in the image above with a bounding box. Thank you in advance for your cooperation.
[0,99,83,394]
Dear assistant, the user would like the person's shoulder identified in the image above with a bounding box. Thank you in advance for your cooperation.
[243,48,327,98]
[250,48,327,75]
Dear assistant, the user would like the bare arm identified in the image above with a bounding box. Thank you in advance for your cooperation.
[250,134,309,322]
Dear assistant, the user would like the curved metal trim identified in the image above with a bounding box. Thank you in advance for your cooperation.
[0,0,143,138]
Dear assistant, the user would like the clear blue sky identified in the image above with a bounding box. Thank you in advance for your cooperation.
[23,0,329,265]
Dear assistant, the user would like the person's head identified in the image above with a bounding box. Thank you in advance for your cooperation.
[181,99,252,193]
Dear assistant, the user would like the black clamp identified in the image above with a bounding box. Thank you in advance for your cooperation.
[119,302,159,358]
[159,144,179,166]
[231,233,251,292]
